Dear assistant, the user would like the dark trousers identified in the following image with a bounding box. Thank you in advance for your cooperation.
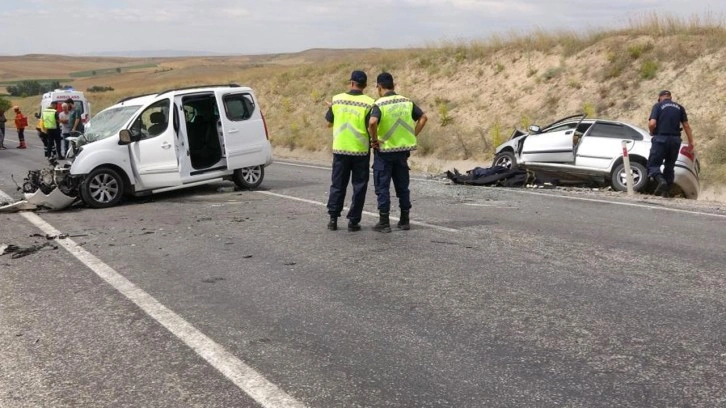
[647,135,682,185]
[45,129,62,158]
[18,128,25,142]
[327,153,370,223]
[373,151,412,213]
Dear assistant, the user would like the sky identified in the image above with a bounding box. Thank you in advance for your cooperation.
[1,0,723,56]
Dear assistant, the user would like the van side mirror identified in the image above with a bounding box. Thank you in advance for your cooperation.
[528,125,541,134]
[118,129,136,144]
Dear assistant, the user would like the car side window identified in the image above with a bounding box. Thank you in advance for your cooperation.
[544,123,577,133]
[587,122,627,139]
[223,93,255,121]
[622,125,644,141]
[130,99,170,139]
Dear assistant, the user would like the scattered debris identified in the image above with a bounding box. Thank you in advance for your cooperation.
[201,277,225,284]
[4,242,58,259]
[0,163,79,212]
[1,244,20,256]
[243,255,253,258]
[283,262,296,266]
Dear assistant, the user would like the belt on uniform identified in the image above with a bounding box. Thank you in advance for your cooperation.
[657,133,680,137]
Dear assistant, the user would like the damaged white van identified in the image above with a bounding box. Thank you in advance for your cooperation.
[62,84,273,208]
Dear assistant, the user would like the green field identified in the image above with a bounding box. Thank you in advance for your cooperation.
[69,63,158,78]
[0,78,72,86]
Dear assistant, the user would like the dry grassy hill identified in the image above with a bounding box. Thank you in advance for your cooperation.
[3,15,725,190]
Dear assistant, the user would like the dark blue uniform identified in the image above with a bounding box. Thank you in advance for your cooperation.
[325,90,370,226]
[647,99,687,186]
[370,92,424,213]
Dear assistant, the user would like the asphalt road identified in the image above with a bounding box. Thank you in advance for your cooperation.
[1,129,725,408]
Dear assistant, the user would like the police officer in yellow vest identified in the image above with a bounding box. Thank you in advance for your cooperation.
[42,101,62,159]
[325,70,375,231]
[368,72,428,232]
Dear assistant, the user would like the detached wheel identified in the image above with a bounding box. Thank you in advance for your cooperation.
[493,151,517,169]
[233,165,264,189]
[80,167,124,208]
[611,162,648,192]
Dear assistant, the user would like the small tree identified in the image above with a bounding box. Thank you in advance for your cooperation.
[0,97,12,113]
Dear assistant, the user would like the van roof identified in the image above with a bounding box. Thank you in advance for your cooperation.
[115,84,253,105]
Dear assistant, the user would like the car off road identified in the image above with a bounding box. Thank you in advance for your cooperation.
[55,84,273,208]
[492,114,700,198]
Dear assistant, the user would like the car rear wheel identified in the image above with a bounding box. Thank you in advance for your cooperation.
[493,151,517,169]
[233,165,264,189]
[80,167,125,208]
[611,162,648,193]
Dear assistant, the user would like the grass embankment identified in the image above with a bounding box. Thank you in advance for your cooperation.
[5,14,726,184]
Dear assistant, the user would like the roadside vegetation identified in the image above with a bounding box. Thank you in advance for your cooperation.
[3,13,725,185]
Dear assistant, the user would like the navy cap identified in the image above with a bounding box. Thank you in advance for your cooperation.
[350,70,367,85]
[658,90,671,97]
[376,72,394,88]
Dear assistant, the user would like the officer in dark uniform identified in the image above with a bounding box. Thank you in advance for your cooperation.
[368,72,428,232]
[647,90,694,197]
[325,71,375,231]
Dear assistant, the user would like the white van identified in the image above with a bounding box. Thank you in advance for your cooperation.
[40,89,91,123]
[62,84,273,208]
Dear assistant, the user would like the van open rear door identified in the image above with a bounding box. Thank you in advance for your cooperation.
[214,90,271,170]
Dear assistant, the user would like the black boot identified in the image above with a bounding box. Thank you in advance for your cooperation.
[373,212,391,233]
[327,217,338,231]
[397,210,410,230]
[348,221,361,232]
[653,175,668,197]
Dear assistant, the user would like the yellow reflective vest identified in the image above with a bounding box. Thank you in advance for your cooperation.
[42,108,58,130]
[331,93,375,155]
[374,94,416,153]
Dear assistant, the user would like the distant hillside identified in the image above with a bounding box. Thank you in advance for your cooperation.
[3,15,725,186]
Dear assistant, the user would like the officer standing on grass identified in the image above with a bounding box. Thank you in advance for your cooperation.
[368,72,427,232]
[325,70,375,232]
[647,90,694,197]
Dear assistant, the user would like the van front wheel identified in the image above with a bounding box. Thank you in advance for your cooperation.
[80,167,125,208]
[233,166,264,189]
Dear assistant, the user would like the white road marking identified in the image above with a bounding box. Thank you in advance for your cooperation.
[256,190,459,233]
[12,208,307,408]
[508,189,726,219]
[275,161,726,219]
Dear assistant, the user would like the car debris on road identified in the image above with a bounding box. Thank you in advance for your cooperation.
[0,160,78,212]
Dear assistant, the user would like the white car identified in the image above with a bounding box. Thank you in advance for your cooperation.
[492,114,700,199]
[62,84,273,208]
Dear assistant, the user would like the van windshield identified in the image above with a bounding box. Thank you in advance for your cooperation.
[78,105,141,146]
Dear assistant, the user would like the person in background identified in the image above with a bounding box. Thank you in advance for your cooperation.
[324,70,375,231]
[647,90,694,198]
[42,101,62,159]
[66,98,84,135]
[367,72,427,232]
[13,106,28,149]
[36,112,50,156]
[0,108,6,149]
[59,103,72,157]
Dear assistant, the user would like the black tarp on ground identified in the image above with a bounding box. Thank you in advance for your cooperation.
[446,166,559,187]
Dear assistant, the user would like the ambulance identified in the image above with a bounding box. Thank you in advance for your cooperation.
[38,89,91,123]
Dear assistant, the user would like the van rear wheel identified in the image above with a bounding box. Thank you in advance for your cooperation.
[233,166,264,189]
[80,167,125,208]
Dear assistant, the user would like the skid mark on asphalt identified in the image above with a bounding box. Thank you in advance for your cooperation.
[255,190,459,233]
[10,207,307,408]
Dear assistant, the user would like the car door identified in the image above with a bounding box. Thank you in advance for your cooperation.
[575,121,640,169]
[214,90,269,170]
[128,98,182,190]
[519,123,577,164]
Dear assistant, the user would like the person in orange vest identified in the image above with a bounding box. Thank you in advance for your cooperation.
[13,106,28,149]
